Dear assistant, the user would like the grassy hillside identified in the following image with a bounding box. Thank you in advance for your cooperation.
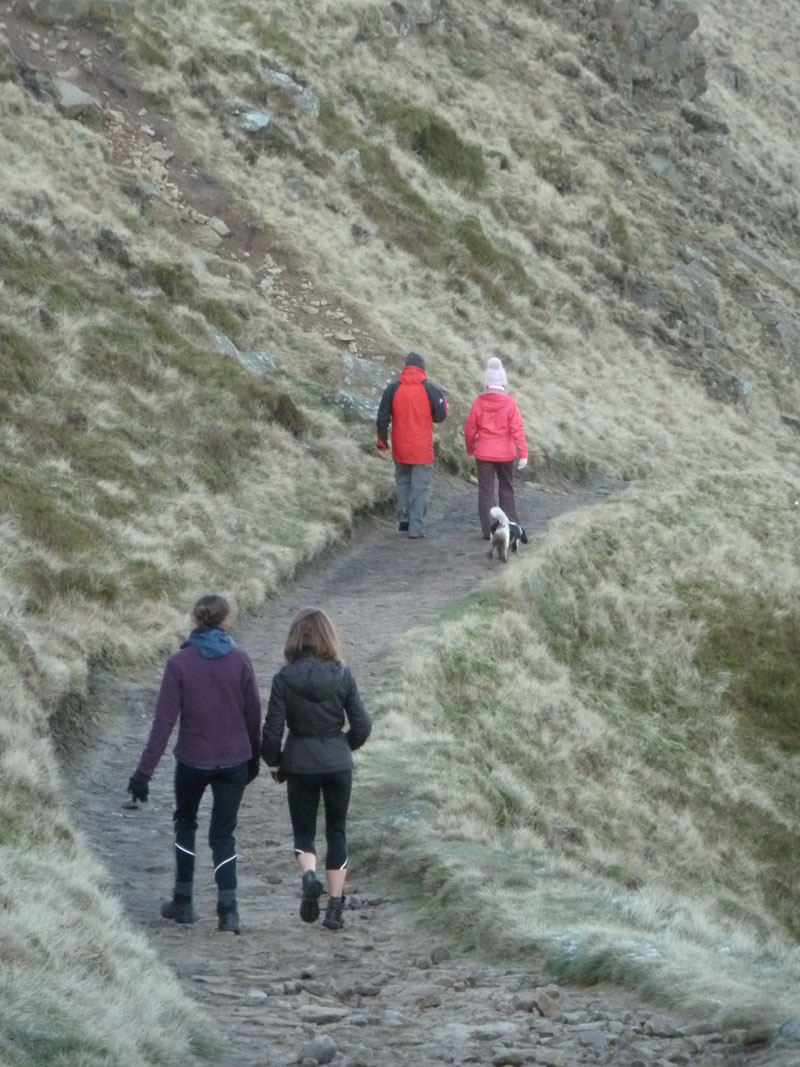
[360,469,800,1024]
[2,0,800,1059]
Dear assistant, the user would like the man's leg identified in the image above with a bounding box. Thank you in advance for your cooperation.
[476,460,496,538]
[496,460,519,522]
[407,463,432,537]
[394,461,412,528]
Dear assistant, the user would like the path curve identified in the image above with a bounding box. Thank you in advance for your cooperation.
[71,475,783,1067]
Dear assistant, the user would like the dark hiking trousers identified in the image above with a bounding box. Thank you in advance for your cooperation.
[286,770,353,870]
[476,458,518,537]
[172,759,248,892]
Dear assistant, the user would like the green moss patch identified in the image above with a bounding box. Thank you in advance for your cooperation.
[373,94,488,192]
[695,592,800,755]
[0,465,105,557]
[0,326,45,392]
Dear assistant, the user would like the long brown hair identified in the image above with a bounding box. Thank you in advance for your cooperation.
[284,607,343,663]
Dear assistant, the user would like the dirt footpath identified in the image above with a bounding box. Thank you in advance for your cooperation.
[71,474,786,1067]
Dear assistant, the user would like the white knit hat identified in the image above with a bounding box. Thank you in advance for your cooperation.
[484,356,507,390]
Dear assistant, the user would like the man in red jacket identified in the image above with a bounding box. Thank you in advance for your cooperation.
[376,351,448,538]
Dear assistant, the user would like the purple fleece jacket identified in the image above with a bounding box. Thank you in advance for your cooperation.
[137,645,262,777]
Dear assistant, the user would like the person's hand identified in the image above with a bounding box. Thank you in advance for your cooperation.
[246,757,260,784]
[269,767,287,784]
[127,771,150,803]
[517,457,528,471]
[376,438,388,457]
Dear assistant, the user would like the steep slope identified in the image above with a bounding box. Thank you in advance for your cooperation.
[1,0,799,1061]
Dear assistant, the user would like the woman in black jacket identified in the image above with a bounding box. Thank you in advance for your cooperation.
[262,607,372,930]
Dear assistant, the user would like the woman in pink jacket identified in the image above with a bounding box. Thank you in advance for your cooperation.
[463,357,528,539]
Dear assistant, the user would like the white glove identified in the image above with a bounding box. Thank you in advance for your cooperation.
[517,457,528,471]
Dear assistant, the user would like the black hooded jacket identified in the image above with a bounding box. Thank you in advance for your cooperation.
[261,655,372,774]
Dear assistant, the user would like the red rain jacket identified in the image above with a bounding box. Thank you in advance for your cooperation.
[464,390,528,463]
[376,365,448,465]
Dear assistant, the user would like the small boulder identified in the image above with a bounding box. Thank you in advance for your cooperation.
[53,77,98,119]
[298,1034,337,1065]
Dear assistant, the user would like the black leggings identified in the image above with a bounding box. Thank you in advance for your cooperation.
[286,770,352,870]
[173,760,248,892]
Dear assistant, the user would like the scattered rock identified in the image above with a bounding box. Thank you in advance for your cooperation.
[645,1014,680,1038]
[775,1018,800,1046]
[265,69,320,118]
[530,1049,566,1066]
[206,216,231,238]
[492,1051,527,1067]
[240,109,272,133]
[298,1034,337,1065]
[532,989,560,1019]
[52,76,98,118]
[299,1006,350,1026]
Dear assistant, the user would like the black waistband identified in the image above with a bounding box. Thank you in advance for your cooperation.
[289,729,342,740]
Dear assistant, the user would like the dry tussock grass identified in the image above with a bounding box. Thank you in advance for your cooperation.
[0,658,211,1065]
[2,0,800,1054]
[362,468,800,1021]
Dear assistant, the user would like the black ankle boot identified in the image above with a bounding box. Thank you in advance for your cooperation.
[322,895,345,930]
[300,870,323,923]
[216,901,240,934]
[160,894,197,924]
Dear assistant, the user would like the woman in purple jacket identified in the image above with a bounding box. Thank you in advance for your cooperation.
[127,594,262,934]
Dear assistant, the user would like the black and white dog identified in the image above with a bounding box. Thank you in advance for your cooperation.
[487,506,528,563]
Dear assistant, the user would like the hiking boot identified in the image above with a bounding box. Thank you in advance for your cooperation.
[160,895,197,924]
[322,895,345,930]
[217,902,240,934]
[300,870,323,923]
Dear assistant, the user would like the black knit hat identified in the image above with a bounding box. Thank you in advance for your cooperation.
[404,350,425,369]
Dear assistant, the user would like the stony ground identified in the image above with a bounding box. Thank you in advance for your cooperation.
[70,474,794,1067]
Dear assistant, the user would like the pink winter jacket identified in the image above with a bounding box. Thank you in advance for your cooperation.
[464,389,528,463]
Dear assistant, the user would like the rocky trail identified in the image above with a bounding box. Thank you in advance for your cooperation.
[8,11,790,1064]
[69,475,791,1067]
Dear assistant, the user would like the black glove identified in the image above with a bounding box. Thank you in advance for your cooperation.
[246,757,260,784]
[270,767,287,784]
[127,770,150,803]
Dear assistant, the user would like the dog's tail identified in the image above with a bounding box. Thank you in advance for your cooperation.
[489,506,509,526]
